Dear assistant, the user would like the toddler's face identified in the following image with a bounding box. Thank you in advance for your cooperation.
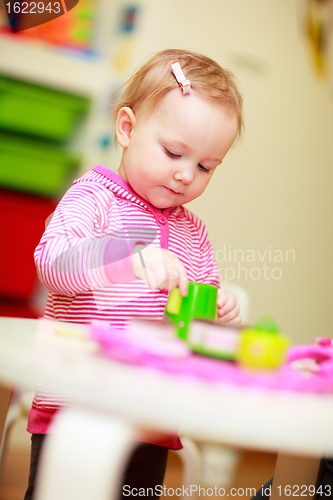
[116,89,238,210]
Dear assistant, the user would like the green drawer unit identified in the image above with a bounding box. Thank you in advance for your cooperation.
[0,75,91,141]
[0,133,80,197]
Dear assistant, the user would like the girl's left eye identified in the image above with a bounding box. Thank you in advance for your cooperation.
[198,164,210,173]
[164,148,181,159]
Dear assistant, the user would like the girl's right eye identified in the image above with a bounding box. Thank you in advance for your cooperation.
[164,148,181,159]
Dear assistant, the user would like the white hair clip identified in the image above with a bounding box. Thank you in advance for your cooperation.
[171,62,191,95]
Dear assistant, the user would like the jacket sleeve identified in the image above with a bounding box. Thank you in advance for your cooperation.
[34,182,136,297]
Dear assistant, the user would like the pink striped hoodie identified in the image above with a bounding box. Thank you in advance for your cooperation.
[28,165,220,449]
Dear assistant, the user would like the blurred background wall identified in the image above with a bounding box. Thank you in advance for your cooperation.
[0,0,332,344]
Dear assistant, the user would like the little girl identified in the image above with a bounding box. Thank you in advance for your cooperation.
[25,48,244,499]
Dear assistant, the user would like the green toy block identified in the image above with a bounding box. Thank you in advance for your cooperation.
[165,281,218,340]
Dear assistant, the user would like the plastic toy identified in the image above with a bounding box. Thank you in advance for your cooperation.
[184,316,290,370]
[288,344,333,376]
[166,285,290,371]
[252,315,281,334]
[236,328,290,370]
[164,282,218,339]
[235,315,290,370]
[88,320,333,394]
[186,320,240,360]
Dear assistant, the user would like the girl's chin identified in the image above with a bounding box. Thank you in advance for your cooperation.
[136,187,184,209]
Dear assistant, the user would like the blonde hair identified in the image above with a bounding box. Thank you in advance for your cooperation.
[111,48,244,140]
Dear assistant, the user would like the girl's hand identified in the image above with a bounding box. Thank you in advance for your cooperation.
[217,288,241,326]
[131,244,188,296]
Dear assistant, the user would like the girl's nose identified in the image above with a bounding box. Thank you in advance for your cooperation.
[174,163,195,184]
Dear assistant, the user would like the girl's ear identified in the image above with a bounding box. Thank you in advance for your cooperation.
[116,107,136,148]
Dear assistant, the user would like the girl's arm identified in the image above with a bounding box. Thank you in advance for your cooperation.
[34,183,141,297]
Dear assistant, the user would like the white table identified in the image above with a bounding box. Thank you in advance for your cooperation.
[1,317,333,499]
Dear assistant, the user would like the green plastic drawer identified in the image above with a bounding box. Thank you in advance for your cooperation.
[0,75,91,141]
[0,134,80,196]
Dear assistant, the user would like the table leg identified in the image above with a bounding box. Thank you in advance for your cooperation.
[34,408,137,500]
[0,383,12,447]
[0,383,13,478]
[270,453,322,500]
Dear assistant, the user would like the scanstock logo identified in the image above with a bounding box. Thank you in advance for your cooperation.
[3,0,80,32]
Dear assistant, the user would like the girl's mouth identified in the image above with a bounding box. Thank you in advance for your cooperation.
[164,186,182,195]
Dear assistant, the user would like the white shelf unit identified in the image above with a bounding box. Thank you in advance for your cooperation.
[0,34,116,173]
[0,35,109,94]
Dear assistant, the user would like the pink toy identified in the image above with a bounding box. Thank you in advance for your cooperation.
[313,336,333,348]
[287,344,333,376]
[90,322,333,395]
[90,320,189,365]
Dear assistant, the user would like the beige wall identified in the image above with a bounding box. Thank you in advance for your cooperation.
[123,0,333,343]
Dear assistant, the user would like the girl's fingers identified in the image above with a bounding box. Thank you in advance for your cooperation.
[217,288,228,307]
[218,294,237,317]
[168,267,188,296]
[226,315,242,327]
[163,255,188,295]
[178,265,188,297]
[218,306,241,323]
[218,299,240,318]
